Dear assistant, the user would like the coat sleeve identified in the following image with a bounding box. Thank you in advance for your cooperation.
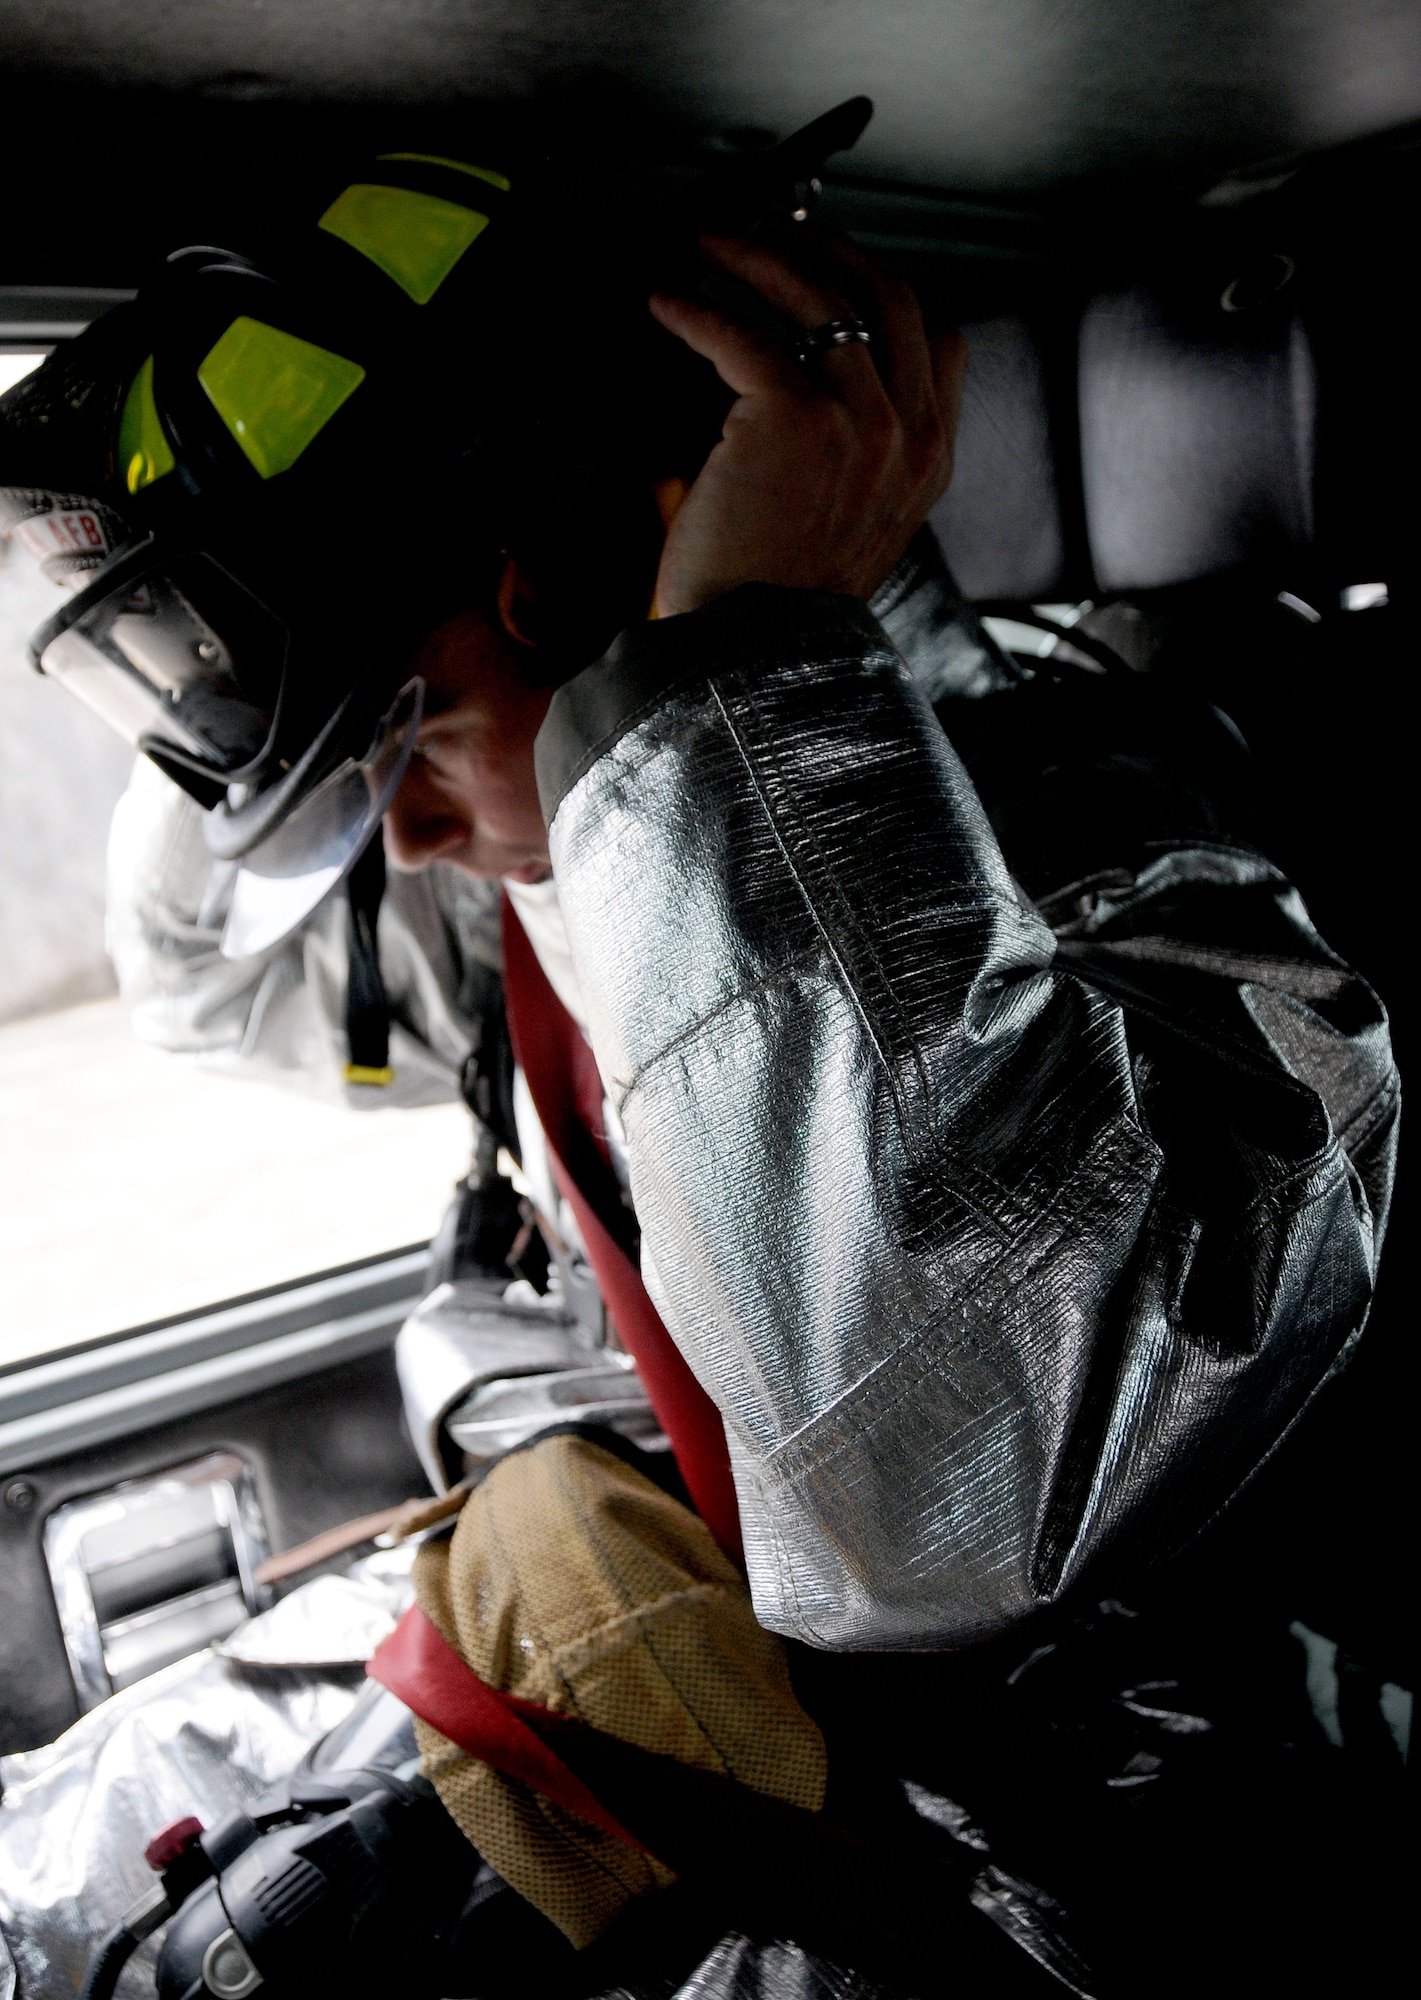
[105,755,495,1107]
[534,585,1398,1650]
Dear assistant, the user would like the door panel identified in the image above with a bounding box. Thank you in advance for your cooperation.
[0,1342,423,1754]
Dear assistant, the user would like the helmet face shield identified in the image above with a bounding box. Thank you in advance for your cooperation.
[32,535,425,958]
[32,542,283,784]
[219,677,423,959]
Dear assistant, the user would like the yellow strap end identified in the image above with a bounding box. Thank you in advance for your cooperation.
[344,1063,396,1087]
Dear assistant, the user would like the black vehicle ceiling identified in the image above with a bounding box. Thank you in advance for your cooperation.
[4,0,1421,189]
[0,0,1419,287]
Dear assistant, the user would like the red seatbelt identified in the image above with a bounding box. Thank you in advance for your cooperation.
[501,897,743,1565]
[368,1605,644,1848]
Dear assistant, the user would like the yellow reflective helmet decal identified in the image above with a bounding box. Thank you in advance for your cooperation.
[197,318,366,480]
[317,183,489,305]
[375,153,511,192]
[118,355,176,494]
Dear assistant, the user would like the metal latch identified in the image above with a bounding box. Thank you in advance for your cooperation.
[43,1450,270,1710]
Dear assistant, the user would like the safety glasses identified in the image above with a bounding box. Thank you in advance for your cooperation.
[218,677,422,958]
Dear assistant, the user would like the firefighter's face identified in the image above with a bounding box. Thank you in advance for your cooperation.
[382,603,553,883]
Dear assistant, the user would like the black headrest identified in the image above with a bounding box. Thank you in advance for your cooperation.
[931,314,1067,602]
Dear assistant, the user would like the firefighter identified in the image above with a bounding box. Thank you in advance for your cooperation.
[0,135,1398,1996]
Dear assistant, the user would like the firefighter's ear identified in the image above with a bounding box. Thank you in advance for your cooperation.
[496,555,539,650]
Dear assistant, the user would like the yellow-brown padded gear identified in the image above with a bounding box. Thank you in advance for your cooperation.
[411,1433,827,1946]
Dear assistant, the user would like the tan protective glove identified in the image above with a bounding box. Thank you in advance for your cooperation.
[412,1432,827,1946]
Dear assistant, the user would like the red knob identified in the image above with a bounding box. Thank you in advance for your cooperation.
[144,1814,205,1872]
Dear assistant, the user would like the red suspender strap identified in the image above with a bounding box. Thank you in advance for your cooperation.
[500,897,744,1566]
[368,1605,644,1849]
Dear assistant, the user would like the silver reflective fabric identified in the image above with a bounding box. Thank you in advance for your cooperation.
[661,1933,890,2000]
[105,753,504,1108]
[445,1356,662,1461]
[0,1658,357,1997]
[867,528,1016,703]
[0,1550,411,1997]
[214,1543,414,1668]
[542,585,1398,1650]
[396,1276,661,1490]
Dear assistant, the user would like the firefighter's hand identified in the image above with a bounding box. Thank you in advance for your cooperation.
[648,234,965,619]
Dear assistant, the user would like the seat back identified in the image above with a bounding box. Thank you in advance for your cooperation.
[933,282,1320,601]
[930,261,1410,1684]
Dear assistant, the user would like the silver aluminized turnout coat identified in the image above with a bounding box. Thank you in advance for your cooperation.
[533,573,1398,1652]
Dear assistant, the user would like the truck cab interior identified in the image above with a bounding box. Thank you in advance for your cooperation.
[0,5,1415,1997]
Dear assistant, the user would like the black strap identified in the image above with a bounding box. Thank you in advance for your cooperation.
[344,833,393,1084]
[459,981,520,1159]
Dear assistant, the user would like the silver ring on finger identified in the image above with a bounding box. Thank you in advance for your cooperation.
[794,315,871,369]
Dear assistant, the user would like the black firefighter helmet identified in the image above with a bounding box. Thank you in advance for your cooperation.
[0,105,873,959]
[1,151,582,958]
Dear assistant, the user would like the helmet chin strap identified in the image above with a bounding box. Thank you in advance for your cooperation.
[343,830,394,1087]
